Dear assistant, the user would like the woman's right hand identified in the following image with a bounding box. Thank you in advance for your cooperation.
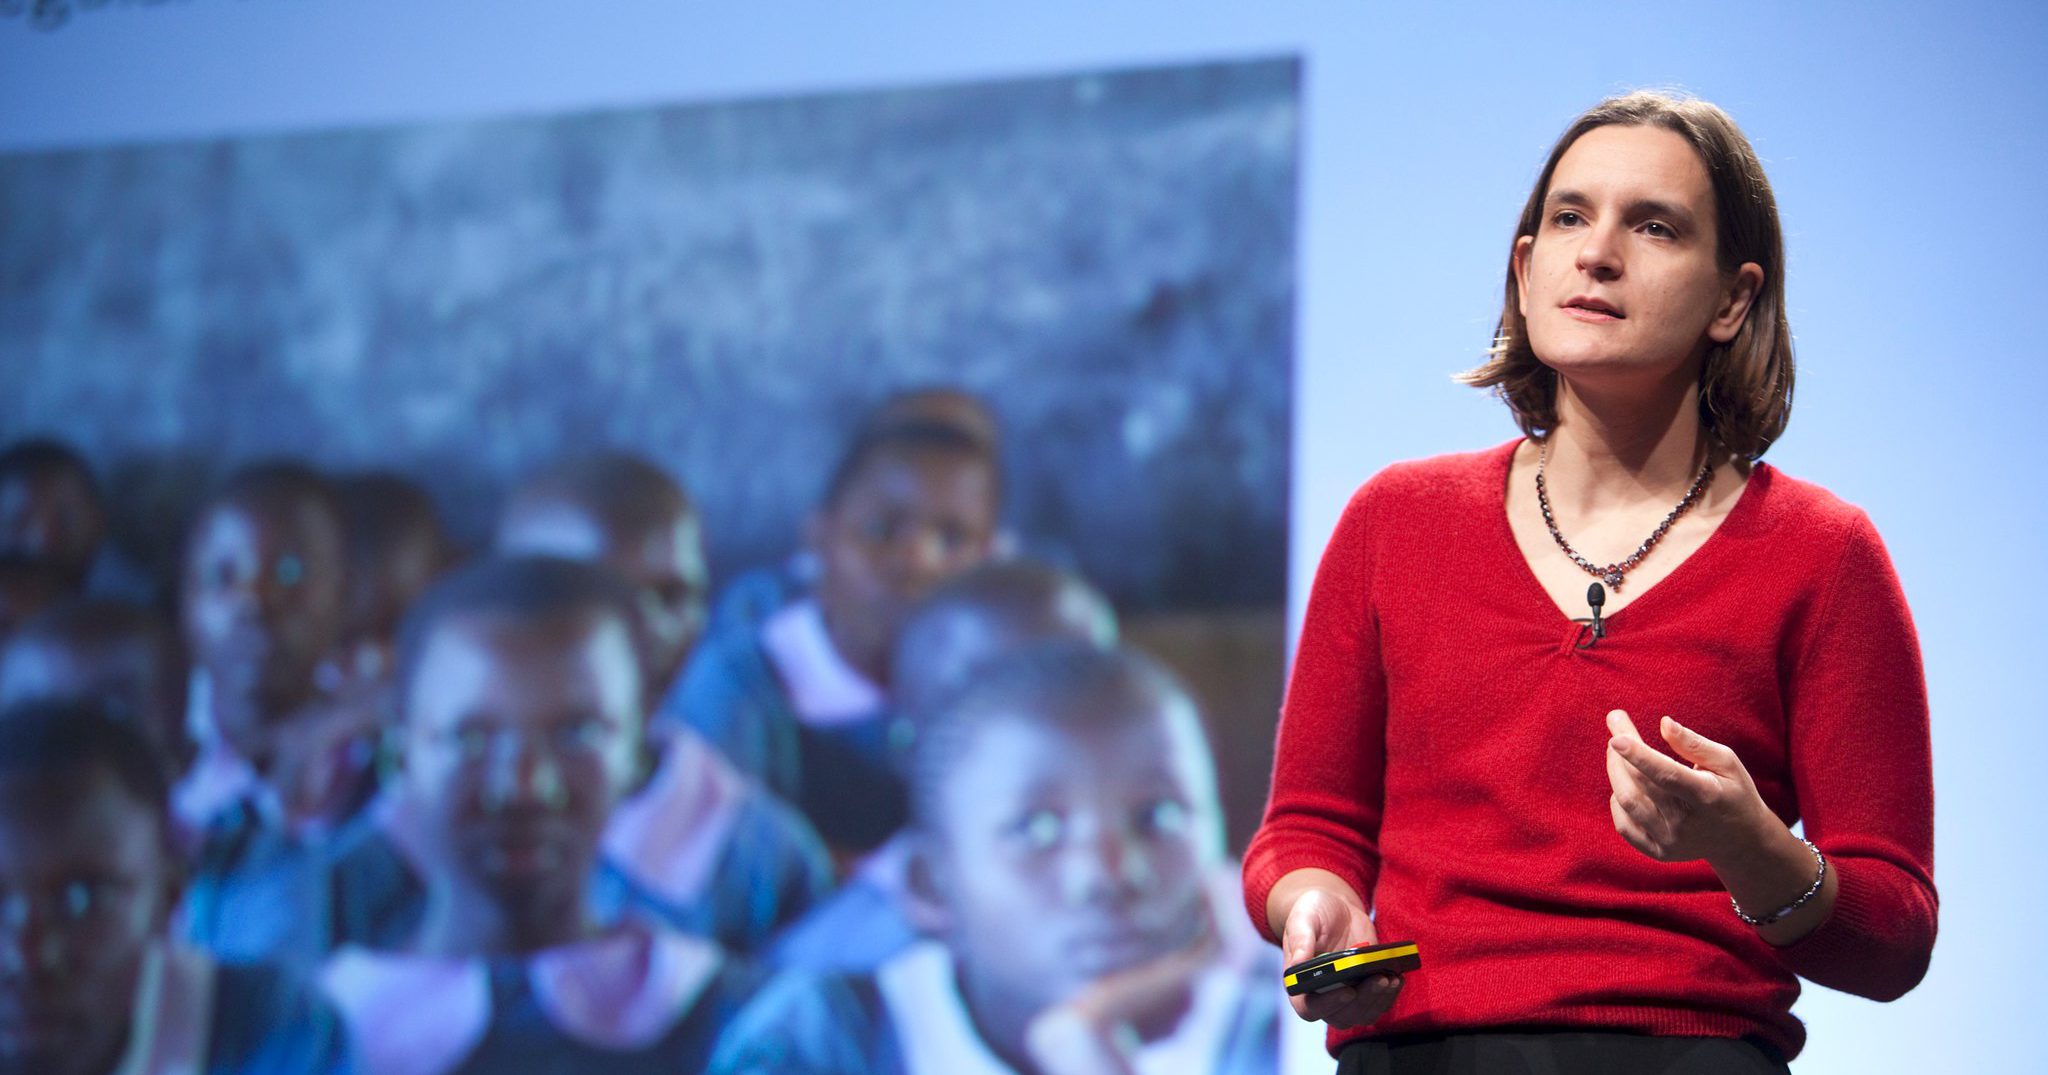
[1271,869,1401,1028]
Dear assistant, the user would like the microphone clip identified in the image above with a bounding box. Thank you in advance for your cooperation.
[1574,582,1607,650]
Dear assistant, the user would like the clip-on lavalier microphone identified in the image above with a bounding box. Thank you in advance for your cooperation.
[1575,582,1607,649]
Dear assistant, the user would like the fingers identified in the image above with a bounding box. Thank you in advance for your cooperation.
[1610,727,1712,797]
[1281,886,1373,965]
[1609,790,1673,860]
[1293,974,1403,1028]
[1280,884,1397,1029]
[1660,716,1741,776]
[1607,710,1700,794]
[1604,725,1637,795]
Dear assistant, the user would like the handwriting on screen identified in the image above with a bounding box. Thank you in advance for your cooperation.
[0,0,305,35]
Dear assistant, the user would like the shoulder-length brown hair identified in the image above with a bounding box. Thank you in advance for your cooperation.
[1461,91,1794,461]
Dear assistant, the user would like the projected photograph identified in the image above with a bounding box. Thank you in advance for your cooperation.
[0,57,1296,1073]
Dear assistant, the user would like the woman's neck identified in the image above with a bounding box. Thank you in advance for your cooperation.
[1544,367,1717,511]
[413,877,595,958]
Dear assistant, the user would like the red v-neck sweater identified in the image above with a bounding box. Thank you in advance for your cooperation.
[1243,441,1935,1059]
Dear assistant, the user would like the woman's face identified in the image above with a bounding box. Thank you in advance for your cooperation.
[1513,124,1759,386]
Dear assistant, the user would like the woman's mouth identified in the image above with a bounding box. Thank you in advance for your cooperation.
[1563,297,1623,321]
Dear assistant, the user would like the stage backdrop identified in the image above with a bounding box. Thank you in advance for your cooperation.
[0,59,1295,617]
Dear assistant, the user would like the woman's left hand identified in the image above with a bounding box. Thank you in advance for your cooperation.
[1603,709,1770,866]
[1604,708,1840,945]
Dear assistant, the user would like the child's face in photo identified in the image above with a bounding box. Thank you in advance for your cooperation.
[921,696,1222,1023]
[401,612,641,904]
[498,502,709,697]
[814,448,998,679]
[0,767,172,1075]
[343,527,447,689]
[0,472,101,586]
[181,498,346,735]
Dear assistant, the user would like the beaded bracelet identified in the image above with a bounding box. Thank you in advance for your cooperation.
[1731,839,1827,927]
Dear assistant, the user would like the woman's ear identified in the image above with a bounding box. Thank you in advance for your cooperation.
[1511,235,1536,319]
[901,834,953,936]
[1707,262,1765,344]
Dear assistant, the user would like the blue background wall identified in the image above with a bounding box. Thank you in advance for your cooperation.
[4,3,2041,1071]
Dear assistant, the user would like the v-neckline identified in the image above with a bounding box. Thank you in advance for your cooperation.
[1491,438,1769,632]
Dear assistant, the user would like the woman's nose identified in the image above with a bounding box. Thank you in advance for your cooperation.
[1575,220,1624,280]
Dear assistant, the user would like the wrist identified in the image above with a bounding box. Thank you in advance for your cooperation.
[1709,819,1822,921]
[1701,797,1791,879]
[1729,838,1826,926]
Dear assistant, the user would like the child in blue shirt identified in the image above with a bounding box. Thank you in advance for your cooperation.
[319,556,753,1074]
[711,643,1280,1075]
[676,417,1002,856]
[0,698,349,1075]
[476,454,828,950]
[769,559,1119,975]
[175,464,381,972]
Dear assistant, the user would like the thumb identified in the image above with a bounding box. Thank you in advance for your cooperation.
[1661,716,1739,775]
[1281,889,1340,964]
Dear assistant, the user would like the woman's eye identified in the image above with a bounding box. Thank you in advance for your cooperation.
[1642,221,1674,238]
[1553,210,1583,228]
[59,880,93,919]
[273,554,305,588]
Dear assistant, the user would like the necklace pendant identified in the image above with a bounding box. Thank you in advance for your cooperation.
[1602,570,1624,589]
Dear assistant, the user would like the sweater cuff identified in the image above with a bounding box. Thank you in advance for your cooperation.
[1773,855,1935,1001]
[1240,848,1377,948]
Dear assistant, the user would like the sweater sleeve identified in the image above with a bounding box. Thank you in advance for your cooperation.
[1773,511,1937,1000]
[1242,481,1388,943]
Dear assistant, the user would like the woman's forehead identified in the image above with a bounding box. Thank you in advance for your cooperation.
[1550,124,1714,210]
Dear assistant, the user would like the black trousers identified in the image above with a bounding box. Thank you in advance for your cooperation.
[1336,1031,1792,1075]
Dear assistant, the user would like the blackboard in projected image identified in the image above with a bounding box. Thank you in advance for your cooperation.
[0,58,1297,612]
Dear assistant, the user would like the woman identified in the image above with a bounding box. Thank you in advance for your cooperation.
[1243,91,1935,1073]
